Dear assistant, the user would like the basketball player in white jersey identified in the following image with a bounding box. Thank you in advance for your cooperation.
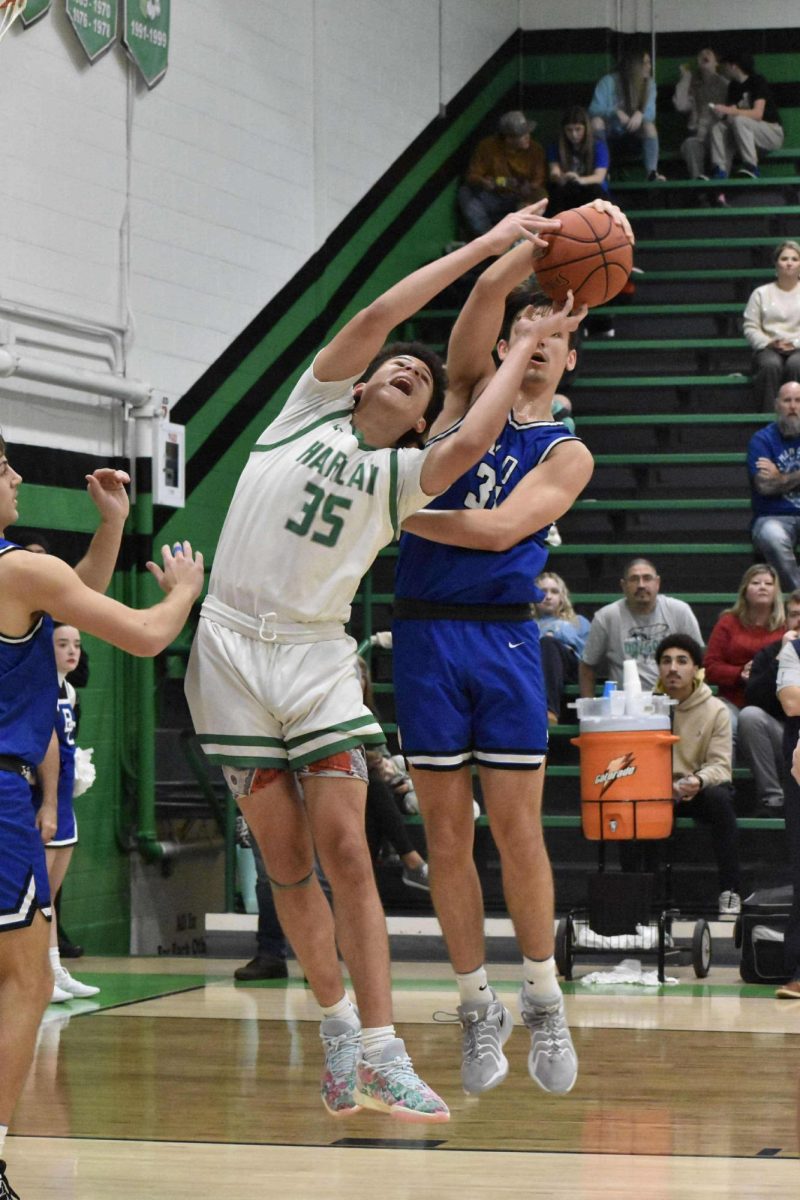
[184,206,586,1121]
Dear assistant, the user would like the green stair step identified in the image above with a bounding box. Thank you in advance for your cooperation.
[623,205,800,220]
[578,412,765,426]
[582,338,748,351]
[593,302,742,314]
[614,176,800,190]
[405,813,785,830]
[572,375,747,389]
[622,271,769,283]
[594,452,743,464]
[551,543,751,555]
[574,497,750,510]
[638,236,800,250]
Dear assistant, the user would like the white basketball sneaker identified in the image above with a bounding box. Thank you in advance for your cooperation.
[54,965,100,998]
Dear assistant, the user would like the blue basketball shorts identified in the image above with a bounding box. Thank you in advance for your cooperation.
[392,618,548,771]
[0,771,52,931]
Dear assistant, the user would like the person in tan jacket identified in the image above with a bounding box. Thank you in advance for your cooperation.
[458,111,548,236]
[655,634,743,917]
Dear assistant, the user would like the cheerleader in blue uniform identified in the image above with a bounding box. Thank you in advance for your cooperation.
[32,625,99,1002]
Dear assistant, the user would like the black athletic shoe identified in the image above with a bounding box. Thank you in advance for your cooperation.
[0,1160,21,1199]
[234,955,288,982]
[58,936,84,959]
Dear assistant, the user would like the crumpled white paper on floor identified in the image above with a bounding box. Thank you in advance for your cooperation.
[579,957,678,986]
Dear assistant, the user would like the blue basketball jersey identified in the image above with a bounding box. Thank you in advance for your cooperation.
[395,419,580,605]
[0,539,58,765]
[32,679,79,846]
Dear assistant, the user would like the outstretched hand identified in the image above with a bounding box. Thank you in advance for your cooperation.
[86,468,131,525]
[513,291,588,342]
[35,801,57,845]
[146,540,205,600]
[481,200,563,256]
[582,198,635,245]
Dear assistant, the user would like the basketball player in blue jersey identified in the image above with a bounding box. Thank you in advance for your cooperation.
[393,202,632,1099]
[0,437,203,1198]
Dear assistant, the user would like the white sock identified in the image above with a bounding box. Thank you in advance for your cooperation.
[361,1025,397,1062]
[0,1124,6,1155]
[522,955,561,1003]
[455,965,491,1005]
[320,995,358,1026]
[49,946,62,975]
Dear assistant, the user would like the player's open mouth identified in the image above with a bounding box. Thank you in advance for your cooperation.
[391,376,414,395]
[529,352,547,364]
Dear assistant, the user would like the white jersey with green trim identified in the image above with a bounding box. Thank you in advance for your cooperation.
[207,359,436,626]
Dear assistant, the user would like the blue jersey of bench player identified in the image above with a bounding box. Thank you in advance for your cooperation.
[0,538,58,929]
[392,418,579,771]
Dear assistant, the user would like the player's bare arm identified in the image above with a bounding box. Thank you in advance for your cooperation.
[34,731,59,845]
[437,198,635,434]
[0,544,204,656]
[406,438,594,549]
[313,205,557,385]
[419,301,587,496]
[72,468,131,593]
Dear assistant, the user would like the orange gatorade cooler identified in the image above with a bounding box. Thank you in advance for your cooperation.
[570,695,678,841]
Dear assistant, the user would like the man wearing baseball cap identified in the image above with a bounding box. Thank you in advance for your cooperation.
[458,110,548,236]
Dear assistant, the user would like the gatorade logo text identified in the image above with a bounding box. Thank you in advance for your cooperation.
[595,752,637,796]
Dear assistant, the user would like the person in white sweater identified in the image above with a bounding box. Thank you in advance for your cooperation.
[743,240,800,409]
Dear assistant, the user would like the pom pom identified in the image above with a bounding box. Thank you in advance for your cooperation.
[73,747,96,798]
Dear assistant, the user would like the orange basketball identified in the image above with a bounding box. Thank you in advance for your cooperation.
[534,205,633,308]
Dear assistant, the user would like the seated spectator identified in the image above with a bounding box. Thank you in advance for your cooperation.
[704,563,785,738]
[546,106,609,215]
[358,657,429,892]
[551,392,575,434]
[579,557,703,695]
[748,381,800,587]
[233,820,290,981]
[534,571,590,723]
[672,47,729,179]
[743,245,800,411]
[588,47,665,182]
[738,589,800,811]
[709,49,784,179]
[656,635,742,917]
[775,645,800,998]
[457,110,547,237]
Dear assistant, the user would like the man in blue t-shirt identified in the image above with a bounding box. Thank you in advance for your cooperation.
[749,381,800,589]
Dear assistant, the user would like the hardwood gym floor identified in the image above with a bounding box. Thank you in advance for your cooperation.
[7,957,800,1198]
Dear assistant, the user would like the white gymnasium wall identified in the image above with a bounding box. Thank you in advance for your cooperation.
[520,0,799,33]
[0,0,515,456]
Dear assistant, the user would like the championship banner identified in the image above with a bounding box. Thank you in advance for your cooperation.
[66,0,119,62]
[122,0,169,88]
[19,0,51,25]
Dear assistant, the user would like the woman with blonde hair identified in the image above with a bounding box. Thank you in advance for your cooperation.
[534,571,590,724]
[589,47,664,182]
[704,563,785,732]
[743,240,800,409]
